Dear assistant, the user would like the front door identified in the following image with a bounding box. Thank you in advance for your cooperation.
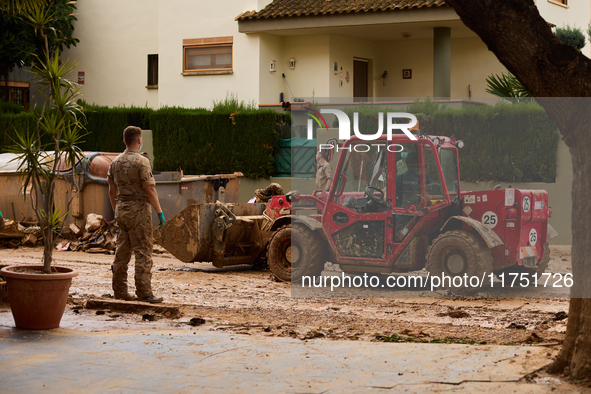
[353,59,368,101]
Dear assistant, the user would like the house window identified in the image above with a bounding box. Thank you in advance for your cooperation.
[183,36,233,75]
[0,81,29,108]
[147,54,158,88]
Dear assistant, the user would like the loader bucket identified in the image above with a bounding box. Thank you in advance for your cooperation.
[153,203,269,265]
[153,204,215,263]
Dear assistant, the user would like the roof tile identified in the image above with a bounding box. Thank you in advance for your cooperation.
[237,0,448,21]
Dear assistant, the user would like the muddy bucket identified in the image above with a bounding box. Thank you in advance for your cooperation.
[153,203,267,263]
[153,204,216,263]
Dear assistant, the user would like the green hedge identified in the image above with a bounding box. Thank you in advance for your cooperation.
[151,108,278,178]
[80,105,154,152]
[0,112,36,150]
[0,106,154,153]
[1,106,280,178]
[341,102,559,183]
[421,103,559,183]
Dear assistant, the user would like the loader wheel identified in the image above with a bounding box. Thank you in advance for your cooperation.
[267,224,326,283]
[426,230,492,294]
[533,242,550,278]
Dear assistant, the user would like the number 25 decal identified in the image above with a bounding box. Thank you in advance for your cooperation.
[482,211,498,229]
[529,228,537,246]
[523,196,531,213]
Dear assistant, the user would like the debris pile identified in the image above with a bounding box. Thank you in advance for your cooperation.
[57,214,116,254]
[0,213,116,255]
[19,225,41,247]
[0,219,30,249]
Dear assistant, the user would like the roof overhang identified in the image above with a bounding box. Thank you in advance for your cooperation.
[238,8,479,42]
[238,7,461,35]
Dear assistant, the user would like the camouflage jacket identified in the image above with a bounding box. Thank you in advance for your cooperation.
[107,149,155,203]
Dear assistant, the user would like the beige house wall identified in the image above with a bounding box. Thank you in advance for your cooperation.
[451,38,507,98]
[375,39,433,98]
[63,0,271,110]
[328,35,376,98]
[226,31,498,106]
[157,0,261,109]
[278,36,331,100]
[373,37,507,99]
[61,0,159,108]
[259,34,285,105]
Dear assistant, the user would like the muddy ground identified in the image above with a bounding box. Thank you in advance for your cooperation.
[0,244,572,348]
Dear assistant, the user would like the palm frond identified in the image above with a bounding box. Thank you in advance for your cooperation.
[0,0,47,14]
[485,72,532,101]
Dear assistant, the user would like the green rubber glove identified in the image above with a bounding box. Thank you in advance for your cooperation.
[158,212,166,226]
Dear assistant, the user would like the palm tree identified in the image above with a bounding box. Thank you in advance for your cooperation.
[6,2,85,273]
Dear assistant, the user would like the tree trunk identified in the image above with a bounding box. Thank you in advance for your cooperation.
[445,0,591,379]
[547,133,591,379]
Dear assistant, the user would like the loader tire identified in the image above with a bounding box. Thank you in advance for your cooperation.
[426,230,492,294]
[529,242,550,281]
[267,224,326,283]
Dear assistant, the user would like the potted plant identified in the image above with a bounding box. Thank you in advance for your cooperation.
[0,3,84,329]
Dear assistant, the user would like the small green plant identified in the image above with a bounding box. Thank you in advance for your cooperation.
[376,333,400,342]
[212,92,257,113]
[554,25,586,51]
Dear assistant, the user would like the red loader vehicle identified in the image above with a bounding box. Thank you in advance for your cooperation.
[265,133,557,289]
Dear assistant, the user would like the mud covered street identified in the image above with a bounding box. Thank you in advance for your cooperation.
[0,245,571,346]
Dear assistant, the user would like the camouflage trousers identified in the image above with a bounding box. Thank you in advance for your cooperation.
[113,201,154,298]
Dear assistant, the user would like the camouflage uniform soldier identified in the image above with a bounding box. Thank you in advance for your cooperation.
[107,126,166,303]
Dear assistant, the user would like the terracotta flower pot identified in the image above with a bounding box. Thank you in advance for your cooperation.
[0,265,78,329]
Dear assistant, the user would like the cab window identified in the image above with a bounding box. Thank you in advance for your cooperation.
[439,148,458,197]
[331,143,388,212]
[395,143,444,208]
